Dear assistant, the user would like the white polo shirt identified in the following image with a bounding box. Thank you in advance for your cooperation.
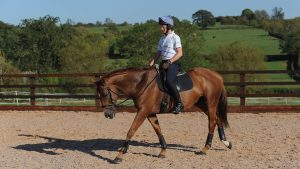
[158,31,182,60]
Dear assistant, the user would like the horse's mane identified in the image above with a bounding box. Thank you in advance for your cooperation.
[103,67,151,79]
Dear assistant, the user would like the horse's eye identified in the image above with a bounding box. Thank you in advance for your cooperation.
[99,87,108,97]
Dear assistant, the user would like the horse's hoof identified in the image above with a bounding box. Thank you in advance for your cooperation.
[195,151,207,155]
[158,154,166,158]
[227,142,232,149]
[112,157,123,164]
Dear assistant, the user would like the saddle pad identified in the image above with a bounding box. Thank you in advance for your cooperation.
[157,72,193,92]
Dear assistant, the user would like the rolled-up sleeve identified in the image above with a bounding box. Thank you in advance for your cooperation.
[174,35,182,49]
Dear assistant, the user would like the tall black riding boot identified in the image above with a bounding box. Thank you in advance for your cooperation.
[167,83,184,114]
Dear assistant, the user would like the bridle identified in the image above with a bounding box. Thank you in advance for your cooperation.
[96,87,116,111]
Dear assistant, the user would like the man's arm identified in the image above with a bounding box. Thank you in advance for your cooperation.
[149,51,161,66]
[169,47,183,63]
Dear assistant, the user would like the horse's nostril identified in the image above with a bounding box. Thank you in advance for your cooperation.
[104,110,115,119]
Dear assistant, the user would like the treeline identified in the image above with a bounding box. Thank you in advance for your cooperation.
[191,7,285,29]
[0,16,109,74]
[0,14,270,74]
[264,18,300,80]
[68,18,130,27]
[0,15,111,92]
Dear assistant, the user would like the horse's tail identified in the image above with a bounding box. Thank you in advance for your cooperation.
[217,88,229,128]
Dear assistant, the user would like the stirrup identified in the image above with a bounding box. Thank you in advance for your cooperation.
[159,101,168,113]
[172,103,184,114]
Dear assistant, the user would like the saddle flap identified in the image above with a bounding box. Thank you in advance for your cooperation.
[156,71,193,92]
[176,73,193,91]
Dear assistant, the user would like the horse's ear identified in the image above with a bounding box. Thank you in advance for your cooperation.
[94,79,105,86]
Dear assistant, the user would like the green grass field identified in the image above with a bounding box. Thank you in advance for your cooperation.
[202,27,282,55]
[201,26,291,81]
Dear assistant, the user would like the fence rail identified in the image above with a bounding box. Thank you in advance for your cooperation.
[1,70,300,112]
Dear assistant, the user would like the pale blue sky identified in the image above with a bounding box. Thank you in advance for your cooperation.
[0,0,299,25]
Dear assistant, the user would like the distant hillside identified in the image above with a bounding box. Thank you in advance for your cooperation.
[201,25,289,79]
[202,27,281,55]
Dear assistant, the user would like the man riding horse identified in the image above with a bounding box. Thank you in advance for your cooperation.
[149,16,184,114]
[95,15,232,164]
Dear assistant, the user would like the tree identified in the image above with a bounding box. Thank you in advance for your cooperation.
[4,15,76,73]
[192,10,216,29]
[0,22,20,65]
[210,41,266,70]
[111,18,206,70]
[58,28,109,93]
[0,52,20,74]
[217,16,239,25]
[255,10,270,21]
[120,21,129,26]
[65,18,75,26]
[241,8,255,26]
[209,42,266,91]
[95,20,103,26]
[271,7,284,20]
[0,53,21,89]
[59,28,108,73]
[174,19,207,70]
[278,19,300,80]
[117,20,160,67]
[104,18,115,26]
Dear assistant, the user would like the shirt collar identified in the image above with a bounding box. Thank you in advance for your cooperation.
[165,31,174,37]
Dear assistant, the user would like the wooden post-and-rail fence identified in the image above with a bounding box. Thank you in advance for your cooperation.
[1,70,300,112]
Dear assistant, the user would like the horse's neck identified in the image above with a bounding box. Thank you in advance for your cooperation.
[109,70,149,96]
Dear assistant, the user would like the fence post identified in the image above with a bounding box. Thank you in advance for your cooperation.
[29,76,35,106]
[239,73,246,108]
[94,76,101,111]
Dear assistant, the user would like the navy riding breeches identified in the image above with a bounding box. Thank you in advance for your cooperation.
[161,60,181,104]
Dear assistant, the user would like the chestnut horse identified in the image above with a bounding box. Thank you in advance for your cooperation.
[95,67,232,163]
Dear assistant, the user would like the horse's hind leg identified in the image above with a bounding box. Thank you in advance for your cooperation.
[113,111,147,164]
[147,114,167,158]
[217,118,232,149]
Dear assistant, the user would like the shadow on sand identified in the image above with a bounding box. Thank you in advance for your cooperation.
[13,134,204,163]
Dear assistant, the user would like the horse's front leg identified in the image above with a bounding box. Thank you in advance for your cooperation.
[198,105,217,155]
[113,109,147,164]
[147,114,167,158]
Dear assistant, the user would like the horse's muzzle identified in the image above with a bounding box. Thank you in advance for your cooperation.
[104,105,115,119]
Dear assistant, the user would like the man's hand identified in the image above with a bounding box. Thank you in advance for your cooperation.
[162,60,172,69]
[149,59,155,66]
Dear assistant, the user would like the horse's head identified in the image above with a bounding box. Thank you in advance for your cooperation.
[95,67,153,119]
[95,78,116,119]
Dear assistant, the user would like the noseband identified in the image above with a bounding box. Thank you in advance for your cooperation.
[96,87,116,119]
